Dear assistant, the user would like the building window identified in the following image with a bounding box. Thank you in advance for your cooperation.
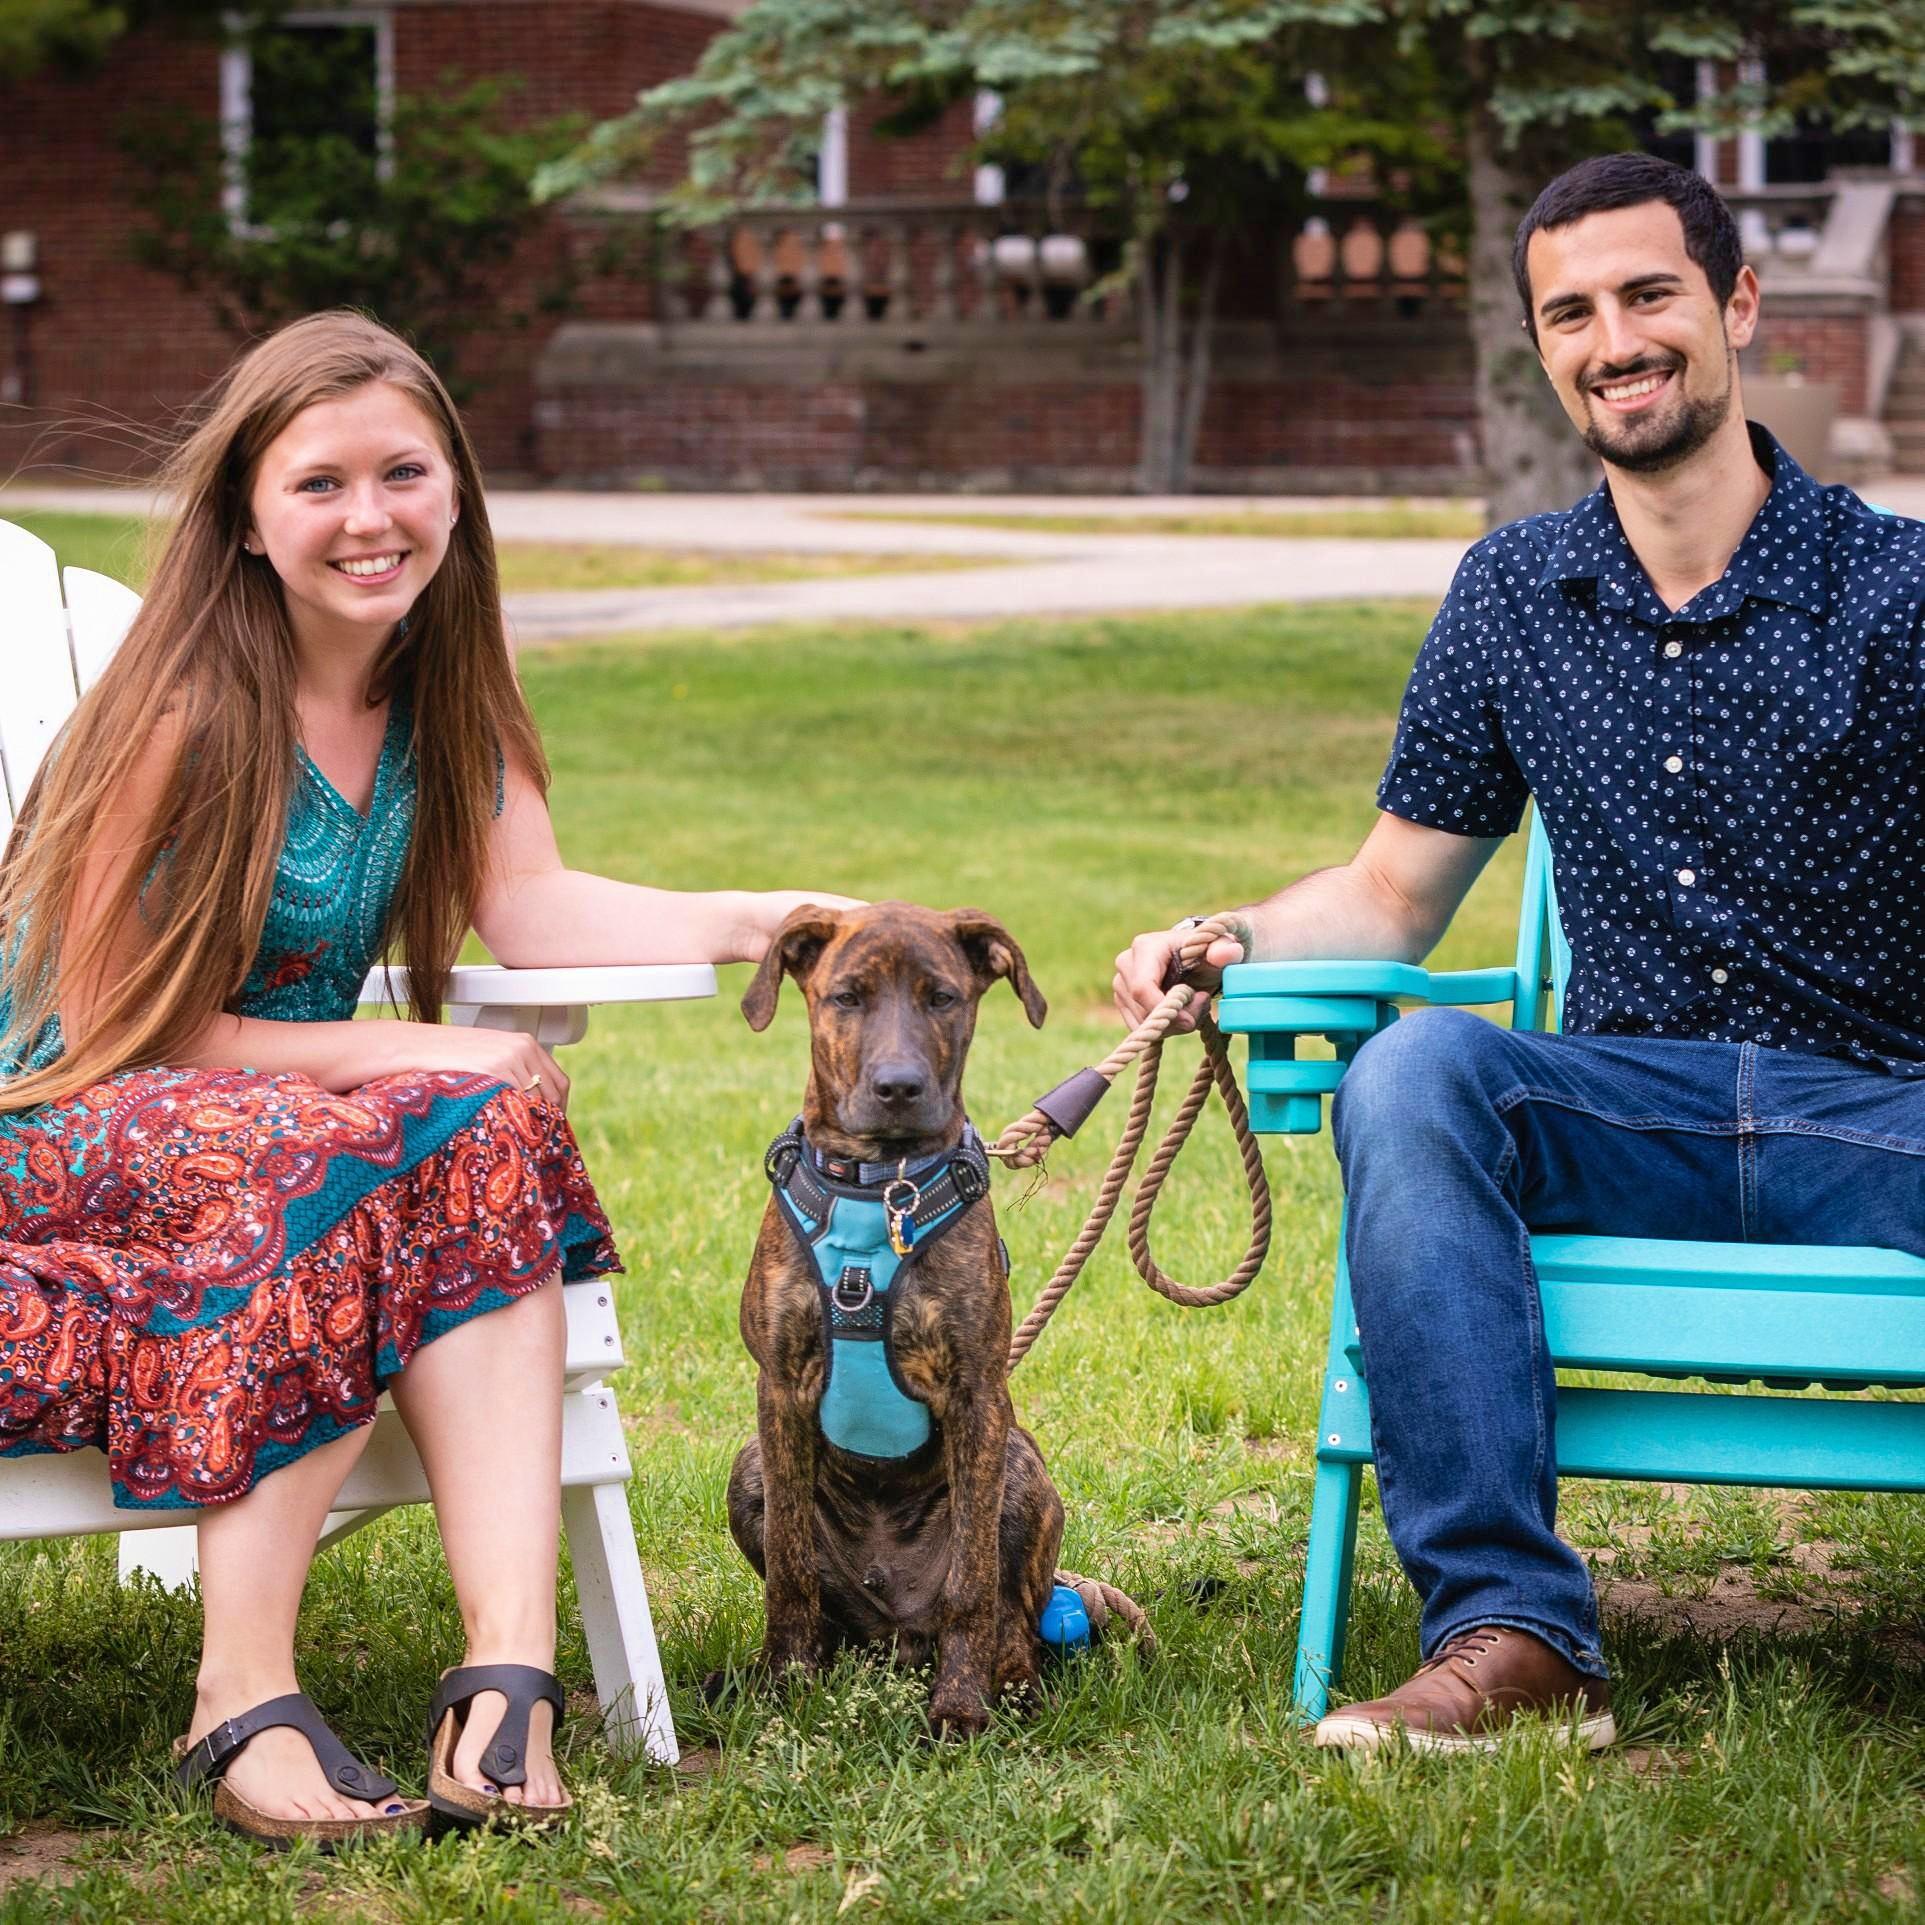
[221,10,394,232]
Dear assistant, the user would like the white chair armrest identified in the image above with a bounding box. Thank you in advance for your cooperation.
[359,963,718,1008]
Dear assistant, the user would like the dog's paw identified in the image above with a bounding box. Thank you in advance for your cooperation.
[926,1690,991,1740]
[756,1638,826,1681]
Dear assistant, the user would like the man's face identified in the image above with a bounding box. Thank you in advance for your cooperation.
[1526,201,1759,475]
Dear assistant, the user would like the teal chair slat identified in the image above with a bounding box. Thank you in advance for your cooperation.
[1220,809,1925,1724]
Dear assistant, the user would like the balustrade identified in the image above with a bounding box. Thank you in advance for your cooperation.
[638,198,1466,333]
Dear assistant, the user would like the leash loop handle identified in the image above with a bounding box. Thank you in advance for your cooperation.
[992,916,1272,1370]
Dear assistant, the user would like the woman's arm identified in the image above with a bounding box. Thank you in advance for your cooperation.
[472,755,858,969]
[176,1009,571,1104]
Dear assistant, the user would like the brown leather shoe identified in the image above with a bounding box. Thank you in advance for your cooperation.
[1314,1625,1615,1754]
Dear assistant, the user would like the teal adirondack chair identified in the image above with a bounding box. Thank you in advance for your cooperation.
[1216,811,1925,1725]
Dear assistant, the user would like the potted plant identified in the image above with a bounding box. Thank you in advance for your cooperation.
[1745,347,1839,477]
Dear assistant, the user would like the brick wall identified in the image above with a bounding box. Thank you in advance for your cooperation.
[0,24,233,479]
[0,1,727,480]
[1892,198,1925,314]
[532,318,1482,491]
[1743,313,1868,414]
[846,96,979,203]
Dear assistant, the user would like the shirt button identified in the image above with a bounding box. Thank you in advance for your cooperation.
[1663,640,1684,658]
[1677,868,1697,887]
[1711,967,1729,985]
[1664,755,1684,774]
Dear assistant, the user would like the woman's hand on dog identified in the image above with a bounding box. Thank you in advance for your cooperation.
[732,890,866,964]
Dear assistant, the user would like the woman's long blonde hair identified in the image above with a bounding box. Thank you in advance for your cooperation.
[0,310,548,1112]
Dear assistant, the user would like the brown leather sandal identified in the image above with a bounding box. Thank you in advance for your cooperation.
[425,1664,573,1832]
[173,1693,427,1850]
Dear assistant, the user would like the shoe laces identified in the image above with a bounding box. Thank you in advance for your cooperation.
[1426,1626,1508,1674]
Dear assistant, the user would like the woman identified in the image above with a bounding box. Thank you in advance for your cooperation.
[0,311,850,1846]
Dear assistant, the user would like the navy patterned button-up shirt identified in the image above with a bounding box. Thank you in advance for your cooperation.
[1380,425,1925,1073]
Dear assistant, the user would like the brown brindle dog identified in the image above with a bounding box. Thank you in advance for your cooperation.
[730,901,1066,1736]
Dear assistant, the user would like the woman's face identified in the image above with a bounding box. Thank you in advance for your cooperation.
[245,380,458,656]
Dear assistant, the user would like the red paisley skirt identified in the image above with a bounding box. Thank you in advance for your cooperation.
[0,1065,617,1509]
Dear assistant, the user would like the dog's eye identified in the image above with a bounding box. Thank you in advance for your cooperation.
[830,988,864,1010]
[927,989,959,1010]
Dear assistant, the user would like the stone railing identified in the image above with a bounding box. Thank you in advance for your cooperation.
[656,201,1124,329]
[1723,184,1839,276]
[636,197,1464,331]
[1281,200,1465,312]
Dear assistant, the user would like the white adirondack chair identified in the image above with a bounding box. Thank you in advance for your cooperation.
[0,515,710,1767]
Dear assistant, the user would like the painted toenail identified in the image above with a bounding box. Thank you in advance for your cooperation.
[386,1804,403,1814]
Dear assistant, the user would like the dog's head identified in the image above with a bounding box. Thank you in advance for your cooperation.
[742,902,1046,1157]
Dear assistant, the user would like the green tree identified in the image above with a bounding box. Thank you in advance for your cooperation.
[549,0,1925,515]
[543,0,1449,494]
[0,0,242,82]
[121,35,586,398]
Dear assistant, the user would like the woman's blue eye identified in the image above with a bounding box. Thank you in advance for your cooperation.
[298,476,338,493]
[389,463,426,481]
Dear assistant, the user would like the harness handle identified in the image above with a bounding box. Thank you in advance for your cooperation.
[989,916,1272,1371]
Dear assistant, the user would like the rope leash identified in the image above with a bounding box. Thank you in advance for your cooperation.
[988,913,1272,1372]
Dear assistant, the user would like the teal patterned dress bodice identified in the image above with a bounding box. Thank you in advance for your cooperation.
[240,698,415,1023]
[1,702,415,1080]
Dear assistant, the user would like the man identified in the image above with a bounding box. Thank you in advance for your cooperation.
[1115,151,1925,1753]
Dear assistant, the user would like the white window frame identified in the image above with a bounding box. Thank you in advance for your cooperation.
[221,7,395,236]
[817,106,848,208]
[973,90,1004,207]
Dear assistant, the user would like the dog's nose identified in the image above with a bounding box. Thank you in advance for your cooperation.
[870,1063,927,1107]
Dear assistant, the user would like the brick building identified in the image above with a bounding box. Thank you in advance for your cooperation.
[4,11,1924,491]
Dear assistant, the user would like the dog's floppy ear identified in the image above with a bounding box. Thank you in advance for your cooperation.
[741,904,845,1031]
[949,910,1047,1029]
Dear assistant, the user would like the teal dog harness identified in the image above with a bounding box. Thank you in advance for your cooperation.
[764,1119,993,1460]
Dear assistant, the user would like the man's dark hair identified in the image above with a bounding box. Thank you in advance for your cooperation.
[1512,152,1742,341]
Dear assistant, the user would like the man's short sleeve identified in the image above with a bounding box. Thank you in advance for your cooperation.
[1376,543,1529,838]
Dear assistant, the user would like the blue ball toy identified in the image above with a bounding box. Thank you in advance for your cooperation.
[1038,1581,1092,1650]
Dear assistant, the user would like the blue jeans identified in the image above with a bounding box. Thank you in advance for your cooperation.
[1330,1008,1925,1682]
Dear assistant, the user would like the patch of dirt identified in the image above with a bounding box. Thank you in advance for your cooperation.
[1241,1436,1303,1463]
[1598,1567,1842,1640]
[1878,1867,1915,1905]
[1615,1745,1691,1777]
[752,1844,833,1874]
[0,1824,88,1894]
[672,1745,721,1781]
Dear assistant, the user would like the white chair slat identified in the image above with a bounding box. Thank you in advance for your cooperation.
[0,520,80,815]
[63,565,143,693]
[8,1388,628,1543]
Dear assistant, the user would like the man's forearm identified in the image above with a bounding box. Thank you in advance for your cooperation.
[1229,863,1447,967]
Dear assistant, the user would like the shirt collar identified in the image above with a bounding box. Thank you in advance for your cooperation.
[1537,423,1829,622]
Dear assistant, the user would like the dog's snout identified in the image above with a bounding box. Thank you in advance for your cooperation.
[870,1062,928,1108]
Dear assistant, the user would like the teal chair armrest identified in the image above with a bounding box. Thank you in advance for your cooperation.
[1217,960,1522,1135]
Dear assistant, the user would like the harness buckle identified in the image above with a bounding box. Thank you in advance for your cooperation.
[952,1154,989,1204]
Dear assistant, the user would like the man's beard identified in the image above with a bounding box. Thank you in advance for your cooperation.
[1579,357,1734,475]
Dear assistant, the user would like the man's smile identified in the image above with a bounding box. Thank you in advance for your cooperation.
[1589,366,1677,413]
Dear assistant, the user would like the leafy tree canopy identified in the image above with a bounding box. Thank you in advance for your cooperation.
[0,0,240,82]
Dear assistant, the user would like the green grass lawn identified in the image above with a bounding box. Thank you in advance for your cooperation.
[831,503,1486,541]
[5,603,1925,1920]
[0,510,987,596]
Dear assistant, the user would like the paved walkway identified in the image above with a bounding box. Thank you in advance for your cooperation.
[13,478,1925,640]
[0,482,1474,639]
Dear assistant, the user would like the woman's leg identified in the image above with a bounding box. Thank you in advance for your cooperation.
[189,1423,400,1822]
[386,1273,568,1808]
